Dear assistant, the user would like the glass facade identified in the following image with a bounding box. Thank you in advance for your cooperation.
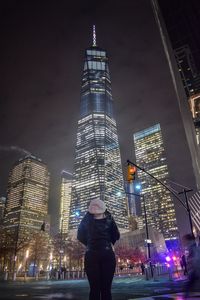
[133,124,178,240]
[189,191,200,234]
[59,171,73,234]
[152,0,200,189]
[69,43,128,230]
[4,155,50,243]
[189,93,200,144]
[175,45,200,98]
[0,197,6,224]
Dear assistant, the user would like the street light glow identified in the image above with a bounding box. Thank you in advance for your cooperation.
[135,184,141,190]
[165,256,171,262]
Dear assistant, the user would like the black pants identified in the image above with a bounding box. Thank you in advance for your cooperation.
[85,248,116,300]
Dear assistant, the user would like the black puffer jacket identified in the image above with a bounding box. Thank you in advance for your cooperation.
[77,210,120,250]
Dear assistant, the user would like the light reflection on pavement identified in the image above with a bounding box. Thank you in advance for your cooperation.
[129,292,200,300]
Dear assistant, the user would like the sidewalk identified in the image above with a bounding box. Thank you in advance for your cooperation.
[0,274,199,300]
[130,292,200,299]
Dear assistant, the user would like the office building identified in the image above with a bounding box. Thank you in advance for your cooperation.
[174,45,200,98]
[157,0,200,71]
[189,93,200,144]
[69,27,128,230]
[189,191,200,234]
[4,155,50,244]
[133,124,178,242]
[0,197,6,224]
[151,0,200,189]
[59,171,73,234]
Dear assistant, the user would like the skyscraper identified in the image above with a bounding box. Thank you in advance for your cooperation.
[59,171,73,234]
[174,46,200,143]
[69,27,128,230]
[189,93,200,144]
[189,191,200,234]
[151,0,200,189]
[157,0,200,72]
[133,124,178,242]
[4,155,50,243]
[0,196,6,224]
[159,0,200,146]
[174,45,200,98]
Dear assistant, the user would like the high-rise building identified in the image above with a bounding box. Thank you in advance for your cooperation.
[189,191,200,234]
[151,0,200,189]
[69,27,128,230]
[189,93,200,144]
[0,196,6,224]
[174,46,200,143]
[59,171,73,234]
[174,45,200,98]
[4,155,50,244]
[157,0,200,72]
[133,124,178,242]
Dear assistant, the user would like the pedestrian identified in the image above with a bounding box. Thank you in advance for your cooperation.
[182,233,200,298]
[77,198,120,300]
[181,254,188,275]
[140,262,145,275]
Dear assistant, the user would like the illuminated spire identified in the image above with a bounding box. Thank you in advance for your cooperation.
[92,25,97,47]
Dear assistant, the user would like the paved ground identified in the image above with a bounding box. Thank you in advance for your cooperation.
[0,275,199,300]
[132,293,200,299]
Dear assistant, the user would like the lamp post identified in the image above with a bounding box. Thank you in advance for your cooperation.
[59,217,64,279]
[24,249,29,280]
[141,194,153,278]
[125,185,153,279]
[49,252,53,274]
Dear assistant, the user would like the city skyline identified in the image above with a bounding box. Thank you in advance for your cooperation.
[0,0,198,236]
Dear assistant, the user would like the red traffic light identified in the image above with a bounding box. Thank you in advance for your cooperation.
[127,165,137,182]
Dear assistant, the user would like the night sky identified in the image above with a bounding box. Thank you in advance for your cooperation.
[0,0,197,236]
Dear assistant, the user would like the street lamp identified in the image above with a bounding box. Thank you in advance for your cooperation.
[50,252,53,261]
[142,194,153,278]
[135,184,141,190]
[125,183,153,278]
[75,211,80,217]
[116,191,122,197]
[59,217,64,278]
[24,249,29,280]
[49,252,53,270]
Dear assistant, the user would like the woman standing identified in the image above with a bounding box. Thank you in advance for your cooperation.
[77,198,120,300]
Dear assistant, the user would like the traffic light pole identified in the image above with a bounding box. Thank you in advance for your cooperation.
[127,159,194,236]
[126,191,153,278]
[127,160,187,210]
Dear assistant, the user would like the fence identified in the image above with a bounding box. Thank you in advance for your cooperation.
[1,264,182,281]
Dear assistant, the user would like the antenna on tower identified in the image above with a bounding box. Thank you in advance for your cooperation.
[92,25,97,47]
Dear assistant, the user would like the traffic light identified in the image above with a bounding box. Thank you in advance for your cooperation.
[127,164,136,182]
